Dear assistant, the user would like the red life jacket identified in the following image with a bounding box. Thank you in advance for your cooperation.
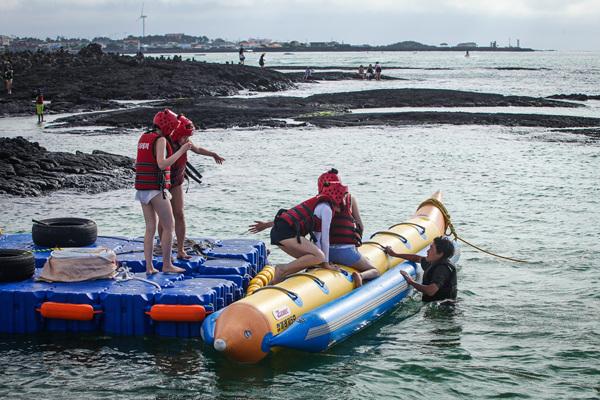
[135,131,172,191]
[169,140,187,187]
[330,195,362,245]
[277,195,334,238]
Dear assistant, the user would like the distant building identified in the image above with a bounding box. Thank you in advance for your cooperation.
[309,41,338,48]
[0,35,11,46]
[457,42,477,47]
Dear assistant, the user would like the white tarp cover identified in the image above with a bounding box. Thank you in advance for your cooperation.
[38,247,117,282]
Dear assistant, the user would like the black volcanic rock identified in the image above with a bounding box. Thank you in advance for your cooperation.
[0,137,135,197]
[0,47,295,116]
[49,88,591,131]
[548,94,600,101]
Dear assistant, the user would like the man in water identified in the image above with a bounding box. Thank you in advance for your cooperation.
[259,53,265,68]
[385,236,457,303]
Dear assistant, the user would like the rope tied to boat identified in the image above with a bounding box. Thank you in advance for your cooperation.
[418,198,530,263]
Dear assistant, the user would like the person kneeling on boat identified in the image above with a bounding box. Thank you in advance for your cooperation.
[135,109,192,275]
[385,236,457,302]
[248,181,348,284]
[158,114,225,260]
[317,169,379,288]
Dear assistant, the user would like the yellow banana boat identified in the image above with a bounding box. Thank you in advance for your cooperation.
[201,191,448,363]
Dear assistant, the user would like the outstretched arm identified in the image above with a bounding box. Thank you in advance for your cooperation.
[384,246,423,263]
[248,220,274,234]
[191,141,225,164]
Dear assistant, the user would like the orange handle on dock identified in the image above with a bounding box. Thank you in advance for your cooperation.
[37,302,102,321]
[145,304,206,322]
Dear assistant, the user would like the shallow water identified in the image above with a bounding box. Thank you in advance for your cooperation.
[1,52,600,399]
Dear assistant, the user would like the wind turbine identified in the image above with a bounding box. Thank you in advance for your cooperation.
[138,3,147,52]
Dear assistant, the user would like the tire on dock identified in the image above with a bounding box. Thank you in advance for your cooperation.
[32,217,98,248]
[0,249,35,282]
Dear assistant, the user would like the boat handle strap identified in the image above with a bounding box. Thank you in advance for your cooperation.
[252,285,299,301]
[287,272,326,288]
[361,241,386,251]
[370,231,408,244]
[388,222,426,235]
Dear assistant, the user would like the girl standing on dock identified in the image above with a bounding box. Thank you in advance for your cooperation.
[135,109,191,274]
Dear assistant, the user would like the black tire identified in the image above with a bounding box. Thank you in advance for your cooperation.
[0,249,35,282]
[32,217,98,248]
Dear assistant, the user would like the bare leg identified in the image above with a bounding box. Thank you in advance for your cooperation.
[351,255,380,287]
[170,184,190,259]
[141,202,159,274]
[272,237,326,283]
[150,194,185,273]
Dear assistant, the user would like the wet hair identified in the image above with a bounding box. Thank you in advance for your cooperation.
[433,236,454,259]
[328,168,338,174]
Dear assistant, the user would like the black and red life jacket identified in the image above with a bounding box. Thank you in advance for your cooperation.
[169,140,187,187]
[330,194,362,245]
[277,195,334,239]
[135,131,172,191]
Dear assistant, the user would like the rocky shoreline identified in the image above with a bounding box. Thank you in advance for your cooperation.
[2,47,600,197]
[0,137,134,197]
[50,88,592,131]
[0,44,295,116]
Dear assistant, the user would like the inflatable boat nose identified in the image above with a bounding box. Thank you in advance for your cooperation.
[213,303,271,363]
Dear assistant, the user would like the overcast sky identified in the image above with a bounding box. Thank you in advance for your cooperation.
[1,0,599,50]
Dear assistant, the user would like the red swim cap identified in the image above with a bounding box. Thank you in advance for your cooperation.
[171,115,194,142]
[153,109,179,136]
[318,168,341,193]
[320,181,348,208]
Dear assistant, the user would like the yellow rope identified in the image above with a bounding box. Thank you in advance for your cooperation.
[419,198,530,264]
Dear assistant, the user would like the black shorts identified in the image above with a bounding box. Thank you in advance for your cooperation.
[270,219,297,246]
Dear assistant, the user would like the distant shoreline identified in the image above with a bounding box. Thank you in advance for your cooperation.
[139,46,536,54]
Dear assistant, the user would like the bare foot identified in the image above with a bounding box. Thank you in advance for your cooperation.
[352,271,363,288]
[146,266,159,275]
[177,252,192,260]
[162,265,186,274]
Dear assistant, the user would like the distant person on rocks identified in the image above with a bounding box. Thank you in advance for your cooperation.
[385,236,457,303]
[160,114,225,260]
[358,65,365,79]
[374,62,382,80]
[35,90,44,123]
[259,53,266,68]
[303,67,314,80]
[239,46,245,65]
[3,61,13,95]
[135,109,192,275]
[366,64,374,80]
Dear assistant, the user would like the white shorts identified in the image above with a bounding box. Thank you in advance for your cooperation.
[135,189,172,205]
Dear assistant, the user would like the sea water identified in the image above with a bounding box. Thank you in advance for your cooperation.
[0,51,599,399]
